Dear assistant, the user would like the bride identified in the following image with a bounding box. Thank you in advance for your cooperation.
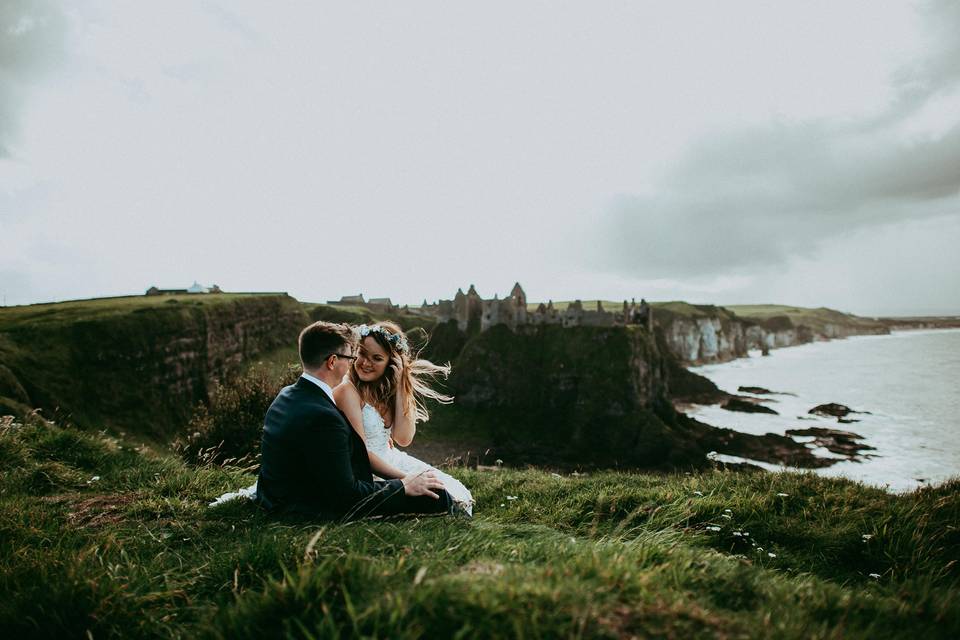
[333,322,473,516]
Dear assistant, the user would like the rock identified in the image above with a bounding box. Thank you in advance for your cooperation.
[785,427,874,457]
[721,398,779,415]
[808,403,859,418]
[739,385,774,394]
[703,427,838,468]
[738,385,797,396]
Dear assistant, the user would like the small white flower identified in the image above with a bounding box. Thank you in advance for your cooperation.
[506,495,518,501]
[86,475,101,484]
[743,532,750,537]
[706,525,721,532]
[768,553,777,558]
[723,509,732,513]
[721,514,732,519]
[732,531,743,537]
[861,534,873,541]
[693,491,704,496]
[500,503,505,507]
[776,492,789,497]
[756,547,764,552]
[868,573,881,579]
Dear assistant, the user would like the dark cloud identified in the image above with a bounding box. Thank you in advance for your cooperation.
[596,0,960,279]
[0,0,66,156]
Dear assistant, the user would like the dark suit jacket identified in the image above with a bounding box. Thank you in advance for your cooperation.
[255,376,449,520]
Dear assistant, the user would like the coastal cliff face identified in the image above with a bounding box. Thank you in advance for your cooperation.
[436,324,713,469]
[656,306,889,365]
[0,295,308,437]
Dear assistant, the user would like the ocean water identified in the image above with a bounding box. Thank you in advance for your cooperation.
[687,329,960,493]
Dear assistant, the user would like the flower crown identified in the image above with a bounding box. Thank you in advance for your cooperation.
[356,324,409,354]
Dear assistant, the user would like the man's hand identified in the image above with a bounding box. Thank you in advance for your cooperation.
[401,470,445,499]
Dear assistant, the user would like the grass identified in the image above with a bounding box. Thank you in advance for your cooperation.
[2,414,958,638]
[725,305,886,333]
[0,293,289,331]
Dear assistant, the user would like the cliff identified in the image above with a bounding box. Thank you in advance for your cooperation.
[423,323,816,470]
[653,302,889,364]
[0,294,308,437]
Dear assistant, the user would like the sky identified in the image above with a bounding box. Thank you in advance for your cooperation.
[1,1,958,317]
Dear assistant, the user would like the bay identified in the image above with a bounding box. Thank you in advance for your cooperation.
[688,328,960,493]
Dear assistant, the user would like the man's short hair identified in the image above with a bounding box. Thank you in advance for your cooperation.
[298,321,355,369]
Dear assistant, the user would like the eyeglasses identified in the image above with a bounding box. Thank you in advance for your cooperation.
[328,352,357,362]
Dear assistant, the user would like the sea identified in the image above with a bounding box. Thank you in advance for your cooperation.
[687,328,960,493]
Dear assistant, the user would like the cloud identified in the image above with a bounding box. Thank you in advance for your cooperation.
[0,0,66,156]
[594,0,960,280]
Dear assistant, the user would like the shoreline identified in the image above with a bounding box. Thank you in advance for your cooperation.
[684,328,960,493]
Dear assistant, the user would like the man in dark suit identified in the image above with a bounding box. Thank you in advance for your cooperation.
[255,321,452,520]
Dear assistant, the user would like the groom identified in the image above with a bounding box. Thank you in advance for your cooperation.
[255,321,452,519]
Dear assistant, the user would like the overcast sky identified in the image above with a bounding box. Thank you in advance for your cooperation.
[2,1,958,316]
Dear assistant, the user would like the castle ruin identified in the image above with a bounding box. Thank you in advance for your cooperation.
[416,283,652,332]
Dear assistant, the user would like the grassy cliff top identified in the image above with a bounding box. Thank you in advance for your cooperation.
[726,304,885,330]
[527,300,884,329]
[0,293,292,331]
[526,300,737,319]
[3,416,958,638]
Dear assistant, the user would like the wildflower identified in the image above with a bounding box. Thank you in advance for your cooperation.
[693,491,704,496]
[743,532,750,537]
[768,553,777,558]
[723,509,732,513]
[495,459,504,467]
[500,503,505,507]
[776,493,789,497]
[721,513,732,519]
[86,475,101,484]
[756,547,764,552]
[506,495,518,501]
[732,531,743,537]
[869,573,881,579]
[861,534,873,541]
[706,525,721,532]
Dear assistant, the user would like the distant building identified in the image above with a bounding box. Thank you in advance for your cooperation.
[367,297,397,313]
[146,282,222,296]
[326,294,396,313]
[420,283,653,332]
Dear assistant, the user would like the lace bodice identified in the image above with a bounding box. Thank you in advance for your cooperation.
[361,404,392,454]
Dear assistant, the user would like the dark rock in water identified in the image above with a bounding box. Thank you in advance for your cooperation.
[739,385,774,394]
[837,417,861,424]
[738,385,797,397]
[786,427,874,457]
[705,428,838,468]
[809,403,859,418]
[722,398,779,415]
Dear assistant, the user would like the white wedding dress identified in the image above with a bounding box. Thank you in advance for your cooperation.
[361,403,474,516]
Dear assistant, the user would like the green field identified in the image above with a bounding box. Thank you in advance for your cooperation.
[2,415,957,638]
[0,293,288,331]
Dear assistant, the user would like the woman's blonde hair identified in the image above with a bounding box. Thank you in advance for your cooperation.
[349,321,453,426]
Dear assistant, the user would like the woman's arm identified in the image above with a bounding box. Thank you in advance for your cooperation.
[333,381,407,480]
[390,355,416,447]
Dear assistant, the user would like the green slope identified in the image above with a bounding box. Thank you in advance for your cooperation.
[2,415,958,638]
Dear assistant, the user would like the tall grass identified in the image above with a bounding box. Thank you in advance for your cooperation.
[1,414,958,638]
